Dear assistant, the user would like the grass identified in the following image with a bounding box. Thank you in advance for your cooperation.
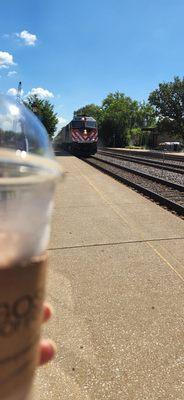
[125,145,147,149]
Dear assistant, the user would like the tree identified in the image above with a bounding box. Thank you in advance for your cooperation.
[100,92,139,146]
[74,93,156,147]
[25,95,58,139]
[136,101,156,128]
[127,101,156,146]
[74,104,102,122]
[148,76,184,140]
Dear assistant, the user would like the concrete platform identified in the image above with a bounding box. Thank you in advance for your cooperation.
[35,154,184,400]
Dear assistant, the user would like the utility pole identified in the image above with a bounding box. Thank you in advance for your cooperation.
[16,81,28,151]
[17,81,22,102]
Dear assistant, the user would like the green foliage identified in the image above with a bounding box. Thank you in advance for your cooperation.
[128,127,142,144]
[136,101,156,128]
[149,76,184,140]
[25,95,58,139]
[125,145,146,149]
[75,92,156,147]
[101,92,139,146]
[74,104,102,123]
[23,76,184,147]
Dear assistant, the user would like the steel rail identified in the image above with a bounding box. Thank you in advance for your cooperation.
[98,150,184,174]
[82,156,184,216]
[103,148,184,162]
[92,155,184,191]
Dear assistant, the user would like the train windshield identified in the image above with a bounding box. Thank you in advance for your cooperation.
[72,121,85,129]
[85,120,97,128]
[72,120,97,129]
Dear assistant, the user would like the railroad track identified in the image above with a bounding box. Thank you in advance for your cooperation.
[102,148,184,162]
[82,155,184,216]
[98,150,184,174]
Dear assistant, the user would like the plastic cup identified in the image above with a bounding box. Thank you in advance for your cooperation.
[0,94,62,399]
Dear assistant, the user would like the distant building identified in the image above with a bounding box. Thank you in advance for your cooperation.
[141,127,183,149]
[141,127,158,148]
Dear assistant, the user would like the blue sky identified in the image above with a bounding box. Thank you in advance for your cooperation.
[0,0,184,130]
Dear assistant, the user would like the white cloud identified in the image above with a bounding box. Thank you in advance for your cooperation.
[27,87,54,99]
[57,116,67,132]
[7,88,17,96]
[0,65,9,69]
[0,51,14,68]
[16,30,37,46]
[7,87,24,97]
[7,70,17,77]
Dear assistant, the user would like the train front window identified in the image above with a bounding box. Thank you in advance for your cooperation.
[72,121,85,129]
[85,121,97,128]
[72,120,97,131]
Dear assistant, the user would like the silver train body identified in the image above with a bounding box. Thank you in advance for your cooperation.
[54,115,98,156]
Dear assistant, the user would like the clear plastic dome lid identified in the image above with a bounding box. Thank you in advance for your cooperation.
[0,94,61,179]
[0,94,61,265]
[0,94,54,156]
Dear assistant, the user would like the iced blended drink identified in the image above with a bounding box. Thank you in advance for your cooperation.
[0,95,61,399]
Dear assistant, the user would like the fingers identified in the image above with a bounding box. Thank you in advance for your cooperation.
[43,303,53,323]
[39,303,56,366]
[39,339,56,366]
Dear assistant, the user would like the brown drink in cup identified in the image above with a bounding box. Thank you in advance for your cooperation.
[0,95,61,399]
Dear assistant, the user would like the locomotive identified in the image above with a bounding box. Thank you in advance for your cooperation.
[54,115,98,156]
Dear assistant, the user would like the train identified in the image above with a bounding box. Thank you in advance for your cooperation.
[53,115,98,156]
